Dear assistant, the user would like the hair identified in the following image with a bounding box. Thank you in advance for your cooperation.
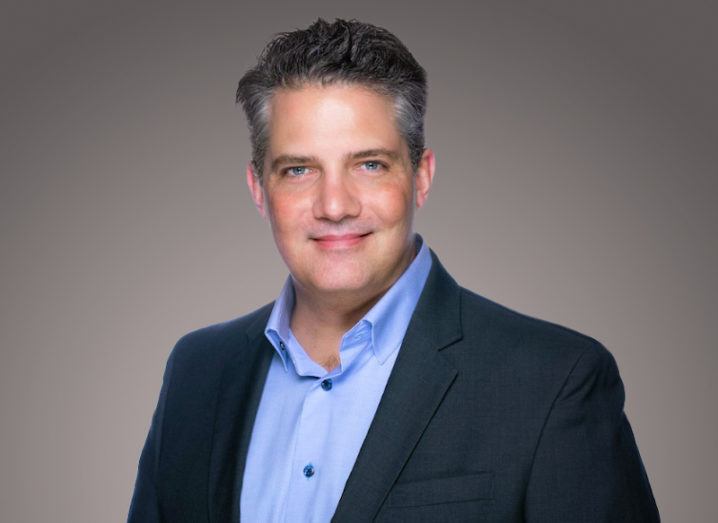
[236,18,427,182]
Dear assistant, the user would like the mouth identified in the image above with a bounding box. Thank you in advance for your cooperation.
[312,232,372,249]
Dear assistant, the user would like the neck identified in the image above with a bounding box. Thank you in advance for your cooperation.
[288,288,376,372]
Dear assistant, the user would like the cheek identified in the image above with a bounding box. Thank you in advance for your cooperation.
[370,183,414,227]
[266,194,302,235]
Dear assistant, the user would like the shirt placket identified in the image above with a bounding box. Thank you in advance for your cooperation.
[283,371,339,521]
[282,328,373,521]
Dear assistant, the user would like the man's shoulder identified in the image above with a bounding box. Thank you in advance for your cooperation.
[457,286,611,369]
[168,302,274,368]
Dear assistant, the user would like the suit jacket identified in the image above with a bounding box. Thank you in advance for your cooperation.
[128,251,659,522]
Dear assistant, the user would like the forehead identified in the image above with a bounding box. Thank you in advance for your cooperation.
[265,83,405,158]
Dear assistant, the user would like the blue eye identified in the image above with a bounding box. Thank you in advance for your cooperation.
[286,166,309,177]
[362,161,384,171]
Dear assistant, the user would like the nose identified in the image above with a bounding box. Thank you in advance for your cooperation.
[312,171,361,222]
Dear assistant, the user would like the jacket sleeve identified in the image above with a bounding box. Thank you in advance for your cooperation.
[524,342,660,521]
[127,348,176,523]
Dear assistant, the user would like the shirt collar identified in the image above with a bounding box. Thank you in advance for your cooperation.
[265,234,432,369]
[264,277,295,370]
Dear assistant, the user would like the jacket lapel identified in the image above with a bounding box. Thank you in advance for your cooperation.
[208,306,274,523]
[332,251,463,522]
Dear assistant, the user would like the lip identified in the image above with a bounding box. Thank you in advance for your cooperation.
[312,232,371,249]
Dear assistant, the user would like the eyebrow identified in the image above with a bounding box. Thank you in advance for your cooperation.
[270,155,318,173]
[349,148,401,162]
[269,148,401,173]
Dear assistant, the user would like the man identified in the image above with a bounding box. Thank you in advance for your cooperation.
[129,19,659,522]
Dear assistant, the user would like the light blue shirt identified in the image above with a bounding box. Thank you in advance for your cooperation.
[240,236,432,522]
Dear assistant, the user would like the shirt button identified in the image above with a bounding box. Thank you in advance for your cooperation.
[279,341,286,351]
[320,378,333,391]
[303,464,315,478]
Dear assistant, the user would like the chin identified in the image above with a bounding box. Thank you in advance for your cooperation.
[310,273,370,294]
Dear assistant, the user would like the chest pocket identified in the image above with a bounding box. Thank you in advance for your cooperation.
[387,471,493,508]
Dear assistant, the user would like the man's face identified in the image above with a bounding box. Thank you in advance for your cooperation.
[247,84,434,302]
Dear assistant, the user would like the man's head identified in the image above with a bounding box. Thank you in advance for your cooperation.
[236,19,435,305]
[236,18,427,182]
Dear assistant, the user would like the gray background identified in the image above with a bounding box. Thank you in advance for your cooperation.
[1,0,716,521]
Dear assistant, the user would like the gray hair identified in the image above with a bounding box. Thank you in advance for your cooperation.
[236,18,427,182]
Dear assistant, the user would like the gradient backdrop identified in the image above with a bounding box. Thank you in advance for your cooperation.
[2,0,716,521]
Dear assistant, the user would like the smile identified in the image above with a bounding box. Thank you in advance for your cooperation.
[312,233,371,250]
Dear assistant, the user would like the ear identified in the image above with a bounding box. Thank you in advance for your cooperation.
[246,163,266,218]
[414,148,435,209]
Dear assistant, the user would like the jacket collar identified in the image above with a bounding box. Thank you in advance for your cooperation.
[332,249,463,521]
[208,305,274,523]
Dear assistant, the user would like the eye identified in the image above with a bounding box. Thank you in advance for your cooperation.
[284,166,311,177]
[361,160,386,172]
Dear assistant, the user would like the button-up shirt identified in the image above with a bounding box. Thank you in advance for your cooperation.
[240,236,432,522]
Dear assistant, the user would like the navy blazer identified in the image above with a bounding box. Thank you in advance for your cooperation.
[129,251,659,522]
